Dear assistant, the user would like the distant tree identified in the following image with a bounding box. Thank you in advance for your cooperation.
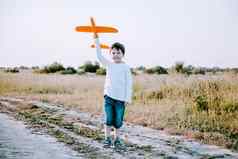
[79,61,100,73]
[47,62,65,73]
[175,61,184,73]
[77,69,86,75]
[153,66,168,74]
[32,66,40,70]
[131,68,137,75]
[209,66,223,74]
[145,68,155,74]
[61,67,77,74]
[38,62,65,73]
[183,65,194,75]
[4,67,20,73]
[19,66,29,70]
[193,67,206,75]
[136,66,146,71]
[145,66,167,74]
[231,68,238,74]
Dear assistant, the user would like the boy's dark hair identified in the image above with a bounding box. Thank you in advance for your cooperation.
[111,42,125,55]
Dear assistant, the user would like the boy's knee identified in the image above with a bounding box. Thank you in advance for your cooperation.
[114,119,123,129]
[105,116,114,126]
[106,120,113,126]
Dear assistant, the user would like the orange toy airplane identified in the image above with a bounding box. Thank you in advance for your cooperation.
[75,17,118,49]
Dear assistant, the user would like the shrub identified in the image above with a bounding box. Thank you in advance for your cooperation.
[183,65,194,75]
[205,67,223,74]
[145,68,155,74]
[61,67,77,75]
[231,68,238,74]
[175,61,184,73]
[194,95,209,112]
[146,91,164,100]
[136,66,146,71]
[32,66,40,70]
[77,69,86,75]
[79,61,100,73]
[39,62,65,73]
[131,68,137,75]
[222,102,238,113]
[193,67,206,75]
[47,62,65,73]
[19,66,29,70]
[153,66,168,74]
[145,66,168,74]
[96,68,106,75]
[4,67,20,73]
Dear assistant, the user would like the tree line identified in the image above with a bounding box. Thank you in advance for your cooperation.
[1,61,238,75]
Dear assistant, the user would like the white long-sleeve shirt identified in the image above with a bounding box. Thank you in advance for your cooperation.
[95,38,133,104]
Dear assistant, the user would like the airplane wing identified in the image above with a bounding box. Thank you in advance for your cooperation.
[75,26,118,33]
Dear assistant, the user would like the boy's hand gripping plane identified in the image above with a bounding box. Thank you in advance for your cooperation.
[75,17,118,49]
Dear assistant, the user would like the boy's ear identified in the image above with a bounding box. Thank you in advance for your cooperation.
[119,49,124,56]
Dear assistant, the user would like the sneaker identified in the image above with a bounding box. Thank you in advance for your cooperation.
[113,138,126,151]
[103,137,112,148]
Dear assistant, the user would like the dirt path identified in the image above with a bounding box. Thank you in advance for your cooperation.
[0,113,83,159]
[0,96,238,159]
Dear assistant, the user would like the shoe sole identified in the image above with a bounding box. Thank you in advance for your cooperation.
[103,145,112,148]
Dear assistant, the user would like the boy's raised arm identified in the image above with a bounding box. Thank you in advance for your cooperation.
[94,37,110,67]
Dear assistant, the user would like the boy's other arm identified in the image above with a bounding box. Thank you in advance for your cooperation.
[94,38,110,67]
[125,67,133,104]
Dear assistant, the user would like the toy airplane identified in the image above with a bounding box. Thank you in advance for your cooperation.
[75,17,118,49]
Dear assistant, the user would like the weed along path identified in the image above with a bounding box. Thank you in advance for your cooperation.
[0,96,238,159]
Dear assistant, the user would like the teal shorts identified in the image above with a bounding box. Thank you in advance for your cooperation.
[104,95,125,129]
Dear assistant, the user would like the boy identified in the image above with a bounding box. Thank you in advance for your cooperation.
[94,34,133,150]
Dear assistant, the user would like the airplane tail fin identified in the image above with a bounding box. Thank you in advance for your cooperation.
[91,43,110,49]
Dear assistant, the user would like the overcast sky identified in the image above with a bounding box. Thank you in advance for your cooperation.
[0,0,238,68]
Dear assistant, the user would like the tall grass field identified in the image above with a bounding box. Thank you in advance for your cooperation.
[0,69,238,151]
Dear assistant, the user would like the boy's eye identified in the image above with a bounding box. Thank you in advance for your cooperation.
[112,51,122,56]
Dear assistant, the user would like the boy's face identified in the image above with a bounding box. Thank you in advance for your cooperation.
[110,48,124,63]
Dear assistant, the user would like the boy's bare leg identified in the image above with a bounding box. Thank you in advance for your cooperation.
[115,128,128,143]
[104,125,112,139]
[114,128,126,151]
[103,125,113,147]
[114,128,120,140]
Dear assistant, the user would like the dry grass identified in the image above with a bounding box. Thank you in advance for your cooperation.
[1,70,238,150]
